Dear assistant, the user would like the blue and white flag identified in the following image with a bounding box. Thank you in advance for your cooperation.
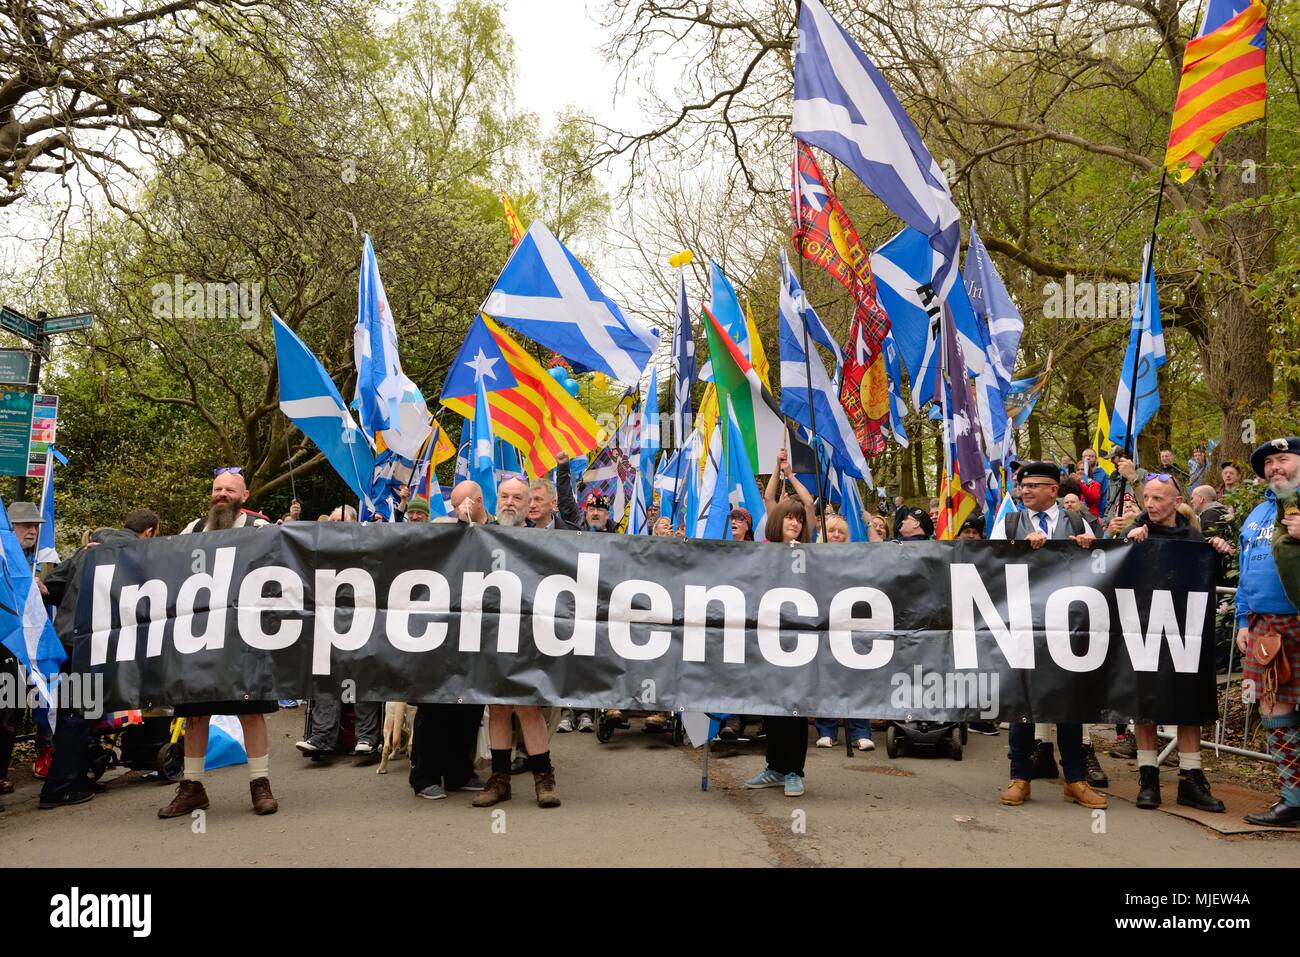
[36,455,60,565]
[354,236,433,459]
[881,330,910,446]
[274,315,377,508]
[471,372,498,518]
[777,250,868,479]
[1109,244,1165,450]
[793,0,961,305]
[671,273,696,447]
[964,224,1022,461]
[482,221,658,387]
[989,479,1022,537]
[705,397,767,540]
[206,715,248,771]
[0,493,63,709]
[631,366,660,534]
[832,465,869,541]
[871,228,984,410]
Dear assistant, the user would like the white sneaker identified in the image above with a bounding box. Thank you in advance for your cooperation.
[295,740,321,754]
[855,737,876,752]
[815,736,833,748]
[353,741,375,755]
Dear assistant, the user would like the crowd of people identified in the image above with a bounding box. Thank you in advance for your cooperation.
[2,437,1298,831]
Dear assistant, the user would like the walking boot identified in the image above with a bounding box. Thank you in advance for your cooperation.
[1136,765,1161,809]
[250,777,278,815]
[1176,769,1225,813]
[1083,743,1109,789]
[159,780,209,819]
[1000,779,1031,806]
[534,770,561,808]
[472,772,511,807]
[1029,740,1059,780]
[1063,780,1107,809]
[1109,730,1137,760]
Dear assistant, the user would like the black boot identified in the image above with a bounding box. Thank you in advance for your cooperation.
[1176,769,1225,813]
[1136,765,1161,809]
[1109,730,1137,760]
[1029,740,1059,780]
[1083,743,1109,789]
[1244,800,1300,827]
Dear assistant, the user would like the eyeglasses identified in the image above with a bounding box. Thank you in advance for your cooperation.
[213,467,243,477]
[1019,481,1057,490]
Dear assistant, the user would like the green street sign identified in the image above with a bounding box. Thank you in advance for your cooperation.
[0,350,32,385]
[43,312,95,334]
[0,306,38,343]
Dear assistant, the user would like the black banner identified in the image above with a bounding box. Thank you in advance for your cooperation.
[71,523,1219,723]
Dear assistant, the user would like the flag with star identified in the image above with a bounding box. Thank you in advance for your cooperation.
[439,315,600,477]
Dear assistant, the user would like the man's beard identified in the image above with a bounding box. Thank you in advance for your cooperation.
[1270,474,1300,496]
[497,508,523,527]
[207,499,241,530]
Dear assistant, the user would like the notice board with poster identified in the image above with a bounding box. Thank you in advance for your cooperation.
[26,394,58,479]
[0,390,33,477]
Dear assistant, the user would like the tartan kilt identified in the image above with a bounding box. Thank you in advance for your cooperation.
[1244,614,1300,707]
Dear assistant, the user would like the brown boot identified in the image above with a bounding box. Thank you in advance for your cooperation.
[999,779,1031,806]
[250,777,278,815]
[159,780,209,819]
[1063,780,1108,809]
[471,772,511,807]
[534,770,561,808]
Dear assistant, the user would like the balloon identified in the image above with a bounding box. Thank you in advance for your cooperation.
[563,377,580,397]
[669,250,695,268]
[591,372,609,391]
[548,366,568,382]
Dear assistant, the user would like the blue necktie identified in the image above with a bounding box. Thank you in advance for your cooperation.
[1036,512,1049,536]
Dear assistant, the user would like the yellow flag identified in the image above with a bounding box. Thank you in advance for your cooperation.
[744,298,771,390]
[500,191,526,247]
[1092,397,1116,475]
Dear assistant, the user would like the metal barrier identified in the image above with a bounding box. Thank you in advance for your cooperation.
[1156,585,1272,763]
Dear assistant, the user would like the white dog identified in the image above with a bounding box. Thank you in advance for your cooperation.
[377,702,416,774]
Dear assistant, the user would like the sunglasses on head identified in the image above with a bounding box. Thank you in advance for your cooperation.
[213,467,243,477]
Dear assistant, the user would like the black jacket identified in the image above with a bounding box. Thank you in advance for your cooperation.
[1131,510,1204,542]
[555,461,616,532]
[44,528,140,652]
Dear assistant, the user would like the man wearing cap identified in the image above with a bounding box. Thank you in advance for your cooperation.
[895,506,933,540]
[956,515,984,540]
[404,497,431,522]
[1234,437,1300,826]
[160,469,279,820]
[991,461,1106,810]
[1124,474,1232,812]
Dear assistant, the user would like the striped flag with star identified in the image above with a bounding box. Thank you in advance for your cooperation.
[1164,0,1267,182]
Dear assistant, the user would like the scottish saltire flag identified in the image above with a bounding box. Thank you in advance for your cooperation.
[702,397,768,541]
[454,425,470,486]
[274,316,377,507]
[965,224,1022,460]
[989,478,1022,537]
[36,456,60,565]
[671,273,696,447]
[777,253,868,479]
[354,236,433,459]
[1164,0,1267,182]
[0,494,63,708]
[833,466,868,541]
[1109,245,1166,450]
[631,367,660,534]
[654,446,683,526]
[1005,357,1053,428]
[482,221,658,386]
[687,425,723,538]
[793,0,962,303]
[206,715,248,771]
[881,330,909,446]
[471,372,498,517]
[871,227,985,411]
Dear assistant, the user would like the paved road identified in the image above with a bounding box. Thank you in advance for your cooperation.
[2,711,1296,866]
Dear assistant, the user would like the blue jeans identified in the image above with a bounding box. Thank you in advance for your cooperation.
[814,718,872,743]
[1008,722,1085,783]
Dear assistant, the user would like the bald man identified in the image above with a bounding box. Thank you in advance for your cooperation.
[495,477,529,527]
[162,468,277,821]
[450,480,489,524]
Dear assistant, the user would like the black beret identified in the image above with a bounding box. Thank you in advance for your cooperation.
[1016,461,1061,483]
[1250,437,1300,479]
[959,514,985,537]
[904,506,934,538]
[585,494,611,510]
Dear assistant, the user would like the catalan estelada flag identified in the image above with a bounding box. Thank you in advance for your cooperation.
[1164,0,1267,182]
[439,314,599,477]
[934,465,977,541]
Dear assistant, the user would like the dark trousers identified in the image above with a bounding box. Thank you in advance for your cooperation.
[306,692,381,749]
[40,707,93,800]
[1009,722,1086,783]
[764,716,809,777]
[0,651,20,778]
[409,703,484,792]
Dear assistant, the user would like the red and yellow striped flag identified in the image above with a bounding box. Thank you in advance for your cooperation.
[500,191,526,247]
[1164,0,1267,182]
[934,466,976,541]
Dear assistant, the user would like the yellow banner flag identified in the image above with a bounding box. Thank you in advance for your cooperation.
[500,191,526,247]
[1092,397,1116,474]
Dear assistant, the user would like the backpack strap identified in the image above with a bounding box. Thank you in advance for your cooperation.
[1004,511,1023,540]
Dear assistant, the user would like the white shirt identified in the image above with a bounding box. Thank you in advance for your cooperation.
[989,503,1094,540]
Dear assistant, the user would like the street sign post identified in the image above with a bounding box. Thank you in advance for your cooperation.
[0,350,32,385]
[43,313,95,335]
[0,306,39,343]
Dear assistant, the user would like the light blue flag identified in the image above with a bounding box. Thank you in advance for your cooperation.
[777,250,868,479]
[0,493,64,708]
[965,224,1022,462]
[871,227,985,410]
[632,366,660,534]
[705,398,768,540]
[471,372,498,517]
[482,221,658,387]
[698,261,750,384]
[834,465,869,541]
[671,273,696,448]
[274,315,377,507]
[353,236,432,459]
[1109,245,1165,450]
[881,330,910,446]
[36,454,61,565]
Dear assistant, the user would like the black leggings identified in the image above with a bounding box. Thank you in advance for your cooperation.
[764,716,808,777]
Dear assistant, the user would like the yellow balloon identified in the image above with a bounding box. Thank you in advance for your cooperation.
[592,372,609,390]
[668,250,695,268]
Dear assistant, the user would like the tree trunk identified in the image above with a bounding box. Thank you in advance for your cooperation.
[912,438,927,498]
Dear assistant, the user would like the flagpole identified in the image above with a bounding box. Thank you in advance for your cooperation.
[668,272,689,531]
[1112,168,1167,517]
